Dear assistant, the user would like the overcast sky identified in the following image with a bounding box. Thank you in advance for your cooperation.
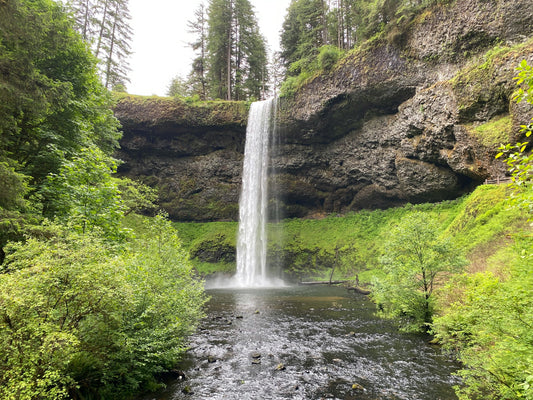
[127,0,292,96]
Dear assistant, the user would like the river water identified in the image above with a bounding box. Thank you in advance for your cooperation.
[142,286,460,400]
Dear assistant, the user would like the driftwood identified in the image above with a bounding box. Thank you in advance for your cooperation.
[298,280,348,286]
[347,286,371,295]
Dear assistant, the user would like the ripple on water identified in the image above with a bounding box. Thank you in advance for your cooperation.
[139,286,460,400]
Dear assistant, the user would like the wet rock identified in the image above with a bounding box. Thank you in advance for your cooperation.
[159,369,188,381]
[182,385,194,395]
[352,383,365,391]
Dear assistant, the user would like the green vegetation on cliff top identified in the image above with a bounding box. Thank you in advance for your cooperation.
[113,93,249,126]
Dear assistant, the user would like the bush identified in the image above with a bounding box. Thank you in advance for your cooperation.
[318,45,342,71]
[0,217,207,399]
[433,237,533,400]
[279,76,300,98]
[372,212,466,332]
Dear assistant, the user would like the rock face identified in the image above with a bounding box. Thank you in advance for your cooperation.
[115,0,533,221]
[115,97,247,221]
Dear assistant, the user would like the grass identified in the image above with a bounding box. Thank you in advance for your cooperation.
[468,115,513,148]
[172,185,528,284]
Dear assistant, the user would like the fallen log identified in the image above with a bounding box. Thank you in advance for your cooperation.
[347,286,371,295]
[298,280,348,286]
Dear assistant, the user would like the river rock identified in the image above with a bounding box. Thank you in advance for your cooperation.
[182,385,194,395]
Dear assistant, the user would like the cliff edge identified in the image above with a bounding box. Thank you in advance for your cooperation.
[115,0,533,220]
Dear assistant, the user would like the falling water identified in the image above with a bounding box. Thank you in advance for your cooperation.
[234,98,278,287]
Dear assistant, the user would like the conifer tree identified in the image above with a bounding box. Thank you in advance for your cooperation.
[67,0,132,90]
[100,0,132,89]
[280,0,329,75]
[187,2,208,100]
[206,0,268,100]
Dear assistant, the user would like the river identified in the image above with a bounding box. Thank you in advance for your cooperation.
[141,286,460,400]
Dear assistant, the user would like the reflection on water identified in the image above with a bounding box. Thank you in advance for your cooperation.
[140,286,460,400]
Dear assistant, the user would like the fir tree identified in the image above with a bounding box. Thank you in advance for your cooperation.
[280,0,328,75]
[206,0,268,100]
[67,0,132,90]
[187,2,208,100]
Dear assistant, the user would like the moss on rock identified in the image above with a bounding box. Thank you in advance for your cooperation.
[114,94,249,128]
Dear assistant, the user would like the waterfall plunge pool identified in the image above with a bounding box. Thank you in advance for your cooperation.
[140,285,460,400]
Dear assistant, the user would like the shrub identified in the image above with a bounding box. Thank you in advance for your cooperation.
[0,217,207,399]
[318,45,342,71]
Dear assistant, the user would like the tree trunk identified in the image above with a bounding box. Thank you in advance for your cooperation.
[95,0,110,59]
[81,0,91,40]
[329,247,339,284]
[321,0,328,44]
[226,0,233,100]
[200,5,207,100]
[104,8,117,89]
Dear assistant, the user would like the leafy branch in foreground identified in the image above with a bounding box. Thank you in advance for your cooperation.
[496,59,533,216]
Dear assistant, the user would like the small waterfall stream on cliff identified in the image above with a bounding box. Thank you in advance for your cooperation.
[234,98,279,287]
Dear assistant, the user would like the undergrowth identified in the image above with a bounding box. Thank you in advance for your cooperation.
[173,184,525,283]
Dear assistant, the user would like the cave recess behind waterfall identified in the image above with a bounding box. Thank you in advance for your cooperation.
[114,0,533,222]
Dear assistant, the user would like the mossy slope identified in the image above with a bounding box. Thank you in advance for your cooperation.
[174,184,529,282]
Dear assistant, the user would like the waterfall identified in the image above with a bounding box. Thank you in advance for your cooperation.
[234,98,279,287]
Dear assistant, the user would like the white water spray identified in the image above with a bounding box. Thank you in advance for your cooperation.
[234,98,279,287]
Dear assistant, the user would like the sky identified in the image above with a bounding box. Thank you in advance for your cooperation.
[127,0,292,96]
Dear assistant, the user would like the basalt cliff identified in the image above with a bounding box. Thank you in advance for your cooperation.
[115,0,533,221]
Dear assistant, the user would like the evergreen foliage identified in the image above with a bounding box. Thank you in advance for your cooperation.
[167,75,190,98]
[280,0,328,74]
[186,2,209,100]
[279,0,453,94]
[0,0,120,254]
[205,0,268,100]
[67,0,133,89]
